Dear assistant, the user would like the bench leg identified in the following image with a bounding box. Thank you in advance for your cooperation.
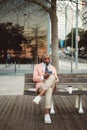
[78,95,84,114]
[75,95,79,108]
[50,98,55,114]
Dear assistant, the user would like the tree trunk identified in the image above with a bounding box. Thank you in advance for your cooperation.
[50,0,59,73]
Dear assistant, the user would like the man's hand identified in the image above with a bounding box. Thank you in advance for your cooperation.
[44,73,50,79]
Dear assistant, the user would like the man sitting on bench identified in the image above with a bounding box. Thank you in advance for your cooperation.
[33,53,59,124]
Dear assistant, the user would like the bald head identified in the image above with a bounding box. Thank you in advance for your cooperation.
[42,53,50,59]
[42,53,50,65]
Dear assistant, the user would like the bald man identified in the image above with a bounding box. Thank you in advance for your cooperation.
[33,53,59,124]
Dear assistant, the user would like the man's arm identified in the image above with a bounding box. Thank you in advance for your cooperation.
[33,64,44,82]
[52,66,59,83]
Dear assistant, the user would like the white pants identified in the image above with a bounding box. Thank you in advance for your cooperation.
[40,75,56,109]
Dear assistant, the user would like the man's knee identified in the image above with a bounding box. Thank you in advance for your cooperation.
[49,75,56,82]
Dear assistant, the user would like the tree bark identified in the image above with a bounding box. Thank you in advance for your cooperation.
[49,0,59,73]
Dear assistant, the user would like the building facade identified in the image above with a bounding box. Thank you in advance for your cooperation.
[57,1,82,40]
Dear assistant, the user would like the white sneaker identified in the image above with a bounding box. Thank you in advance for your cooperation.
[50,109,55,114]
[44,114,52,124]
[33,95,41,104]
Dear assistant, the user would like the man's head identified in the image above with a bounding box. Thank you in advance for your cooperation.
[42,53,50,65]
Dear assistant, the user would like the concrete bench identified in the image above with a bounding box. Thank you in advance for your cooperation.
[24,73,87,114]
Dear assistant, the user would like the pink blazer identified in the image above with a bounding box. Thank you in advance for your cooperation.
[33,63,59,90]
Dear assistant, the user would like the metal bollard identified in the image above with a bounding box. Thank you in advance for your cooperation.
[71,61,73,73]
[14,61,16,72]
[18,60,20,68]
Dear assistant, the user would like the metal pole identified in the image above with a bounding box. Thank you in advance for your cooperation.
[18,60,20,68]
[71,28,73,73]
[65,6,67,48]
[75,0,78,69]
[14,61,16,72]
[71,12,74,73]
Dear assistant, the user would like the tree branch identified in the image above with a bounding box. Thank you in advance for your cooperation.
[25,0,51,12]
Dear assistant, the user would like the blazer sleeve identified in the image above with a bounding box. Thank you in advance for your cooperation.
[53,66,59,83]
[33,64,43,82]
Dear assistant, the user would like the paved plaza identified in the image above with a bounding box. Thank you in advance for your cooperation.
[0,76,24,95]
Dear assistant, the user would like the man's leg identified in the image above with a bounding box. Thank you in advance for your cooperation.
[33,75,56,124]
[33,75,56,105]
[44,78,56,123]
[45,87,52,112]
[44,87,52,123]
